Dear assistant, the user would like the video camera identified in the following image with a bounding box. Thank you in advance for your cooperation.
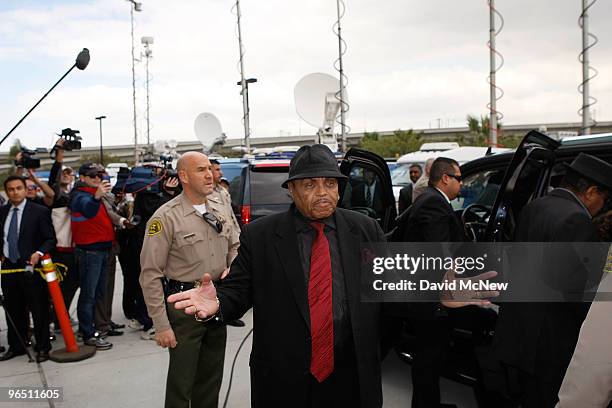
[57,128,82,151]
[14,146,45,169]
[112,157,179,195]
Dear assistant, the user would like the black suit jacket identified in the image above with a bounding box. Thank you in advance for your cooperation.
[0,200,56,268]
[493,188,600,378]
[218,206,385,408]
[398,184,413,214]
[402,186,465,242]
[351,181,385,217]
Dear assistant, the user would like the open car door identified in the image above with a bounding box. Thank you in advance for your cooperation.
[484,130,561,242]
[339,148,397,233]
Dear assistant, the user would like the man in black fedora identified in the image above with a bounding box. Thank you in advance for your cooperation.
[167,144,386,407]
[493,152,612,408]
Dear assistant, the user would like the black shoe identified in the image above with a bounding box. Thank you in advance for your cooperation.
[0,346,5,353]
[111,321,126,330]
[35,351,49,363]
[50,334,57,342]
[0,349,27,361]
[226,319,246,327]
[98,329,123,337]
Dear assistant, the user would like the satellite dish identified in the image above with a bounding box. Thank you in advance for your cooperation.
[294,73,347,153]
[194,112,222,152]
[295,73,342,127]
[154,140,167,153]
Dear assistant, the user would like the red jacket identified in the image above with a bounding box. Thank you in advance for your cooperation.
[70,186,114,249]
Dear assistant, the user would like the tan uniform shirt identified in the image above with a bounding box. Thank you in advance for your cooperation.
[139,192,240,332]
[210,185,240,234]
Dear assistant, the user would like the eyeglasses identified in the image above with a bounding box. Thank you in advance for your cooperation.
[202,212,223,233]
[445,173,463,182]
[26,185,38,191]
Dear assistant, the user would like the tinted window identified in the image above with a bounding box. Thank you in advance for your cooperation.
[340,164,386,220]
[249,168,292,205]
[452,169,505,211]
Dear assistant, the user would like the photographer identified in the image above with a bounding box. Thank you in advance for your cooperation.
[46,138,79,326]
[13,152,55,207]
[69,163,114,350]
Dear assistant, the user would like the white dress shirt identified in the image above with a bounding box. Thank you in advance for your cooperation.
[3,199,27,258]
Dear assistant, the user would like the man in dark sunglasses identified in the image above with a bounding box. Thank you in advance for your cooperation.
[396,156,466,408]
[69,162,115,351]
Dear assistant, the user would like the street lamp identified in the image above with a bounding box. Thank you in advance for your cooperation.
[126,0,142,163]
[141,36,153,147]
[237,77,257,152]
[95,116,106,165]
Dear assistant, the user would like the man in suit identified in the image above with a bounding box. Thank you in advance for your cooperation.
[350,168,385,217]
[402,157,466,408]
[493,153,612,408]
[168,144,386,408]
[398,163,423,214]
[0,175,56,362]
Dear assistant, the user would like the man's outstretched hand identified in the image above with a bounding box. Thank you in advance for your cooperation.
[167,273,219,320]
[440,270,500,308]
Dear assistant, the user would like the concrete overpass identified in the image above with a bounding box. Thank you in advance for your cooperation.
[2,120,611,171]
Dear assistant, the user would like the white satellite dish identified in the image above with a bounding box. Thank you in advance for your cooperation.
[294,73,347,153]
[194,112,223,152]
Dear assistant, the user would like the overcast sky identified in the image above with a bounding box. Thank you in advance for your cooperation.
[1,0,611,151]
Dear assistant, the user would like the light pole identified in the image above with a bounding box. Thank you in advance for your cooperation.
[236,78,257,151]
[127,0,142,163]
[141,36,153,147]
[95,115,106,165]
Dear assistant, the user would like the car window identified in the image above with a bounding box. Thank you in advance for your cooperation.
[390,164,412,187]
[249,167,292,205]
[340,164,386,220]
[452,169,505,211]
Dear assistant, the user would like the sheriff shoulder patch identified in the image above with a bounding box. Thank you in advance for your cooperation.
[148,219,163,236]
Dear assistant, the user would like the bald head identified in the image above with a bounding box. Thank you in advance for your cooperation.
[177,151,214,203]
[177,151,207,172]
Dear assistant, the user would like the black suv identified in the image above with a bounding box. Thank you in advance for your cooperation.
[229,160,293,225]
[340,131,612,405]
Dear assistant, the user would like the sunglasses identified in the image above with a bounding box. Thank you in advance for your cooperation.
[84,172,105,179]
[202,212,223,233]
[446,173,463,182]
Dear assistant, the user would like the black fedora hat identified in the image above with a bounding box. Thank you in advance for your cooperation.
[281,144,347,188]
[565,153,612,191]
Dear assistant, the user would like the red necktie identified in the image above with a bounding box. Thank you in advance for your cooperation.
[308,222,334,382]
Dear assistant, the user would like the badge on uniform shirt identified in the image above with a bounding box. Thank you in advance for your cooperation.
[148,219,163,236]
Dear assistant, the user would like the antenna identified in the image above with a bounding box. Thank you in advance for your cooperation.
[294,73,348,153]
[194,113,224,154]
[487,0,504,147]
[578,0,599,135]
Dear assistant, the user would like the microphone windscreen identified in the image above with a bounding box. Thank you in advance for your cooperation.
[76,48,90,70]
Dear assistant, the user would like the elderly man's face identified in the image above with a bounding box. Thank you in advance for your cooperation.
[289,178,339,220]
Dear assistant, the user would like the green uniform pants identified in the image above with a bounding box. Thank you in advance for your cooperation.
[165,304,227,408]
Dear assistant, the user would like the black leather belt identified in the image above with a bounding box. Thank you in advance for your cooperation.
[165,278,220,296]
[165,279,200,296]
